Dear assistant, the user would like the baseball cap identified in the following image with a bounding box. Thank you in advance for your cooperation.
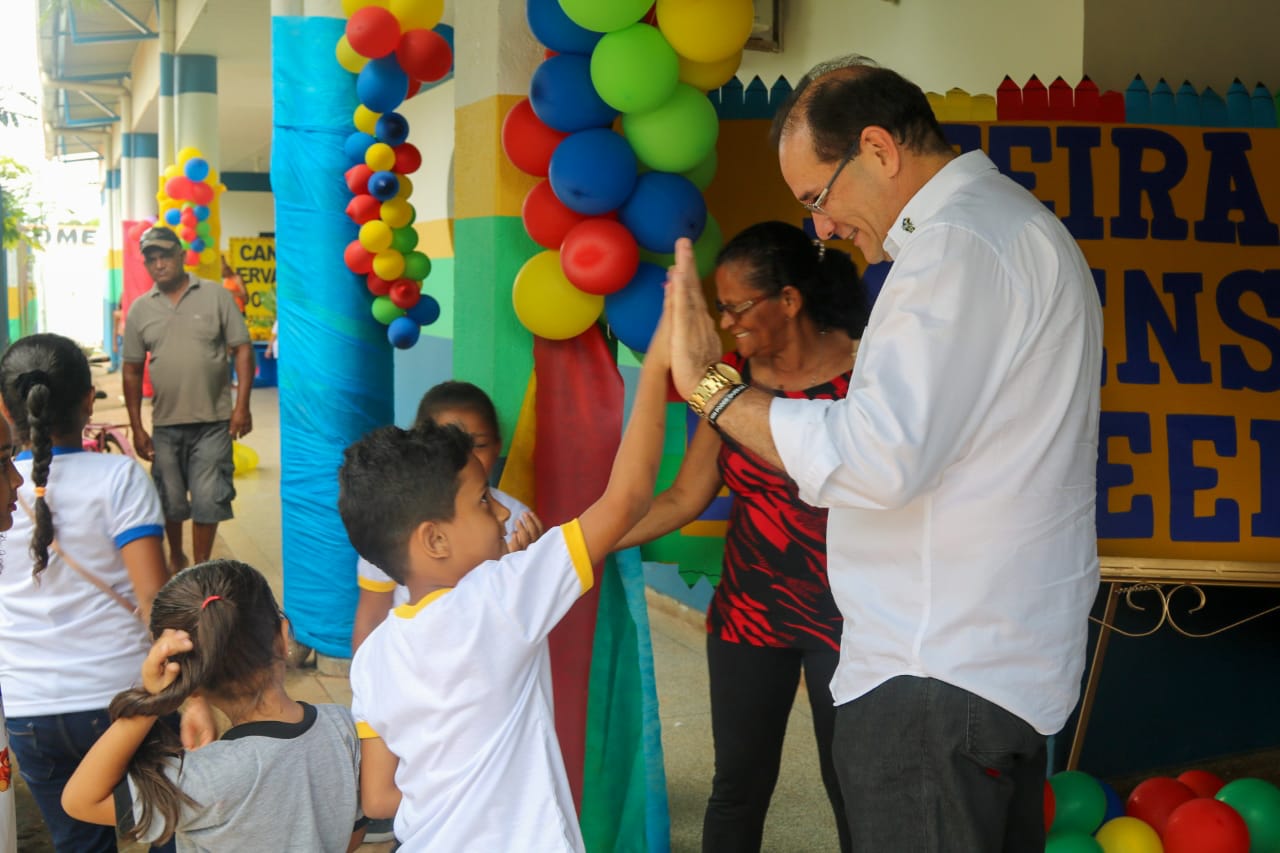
[139,226,182,253]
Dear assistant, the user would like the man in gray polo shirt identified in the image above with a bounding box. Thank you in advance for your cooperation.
[123,226,254,573]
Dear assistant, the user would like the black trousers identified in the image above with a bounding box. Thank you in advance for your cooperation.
[702,635,851,853]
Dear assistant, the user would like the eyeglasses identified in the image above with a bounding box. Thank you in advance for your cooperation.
[801,140,860,216]
[714,292,780,319]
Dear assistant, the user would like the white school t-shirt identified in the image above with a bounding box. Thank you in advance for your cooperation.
[350,521,593,853]
[0,449,162,716]
[355,487,530,608]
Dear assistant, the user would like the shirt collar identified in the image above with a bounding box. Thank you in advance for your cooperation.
[147,273,198,297]
[883,150,999,260]
[16,446,86,461]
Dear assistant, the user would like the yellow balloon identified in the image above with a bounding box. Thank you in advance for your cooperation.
[162,164,182,180]
[353,104,380,135]
[359,220,394,252]
[678,50,742,91]
[512,251,603,340]
[232,442,259,476]
[365,142,396,172]
[335,34,368,74]
[176,146,202,163]
[389,0,443,30]
[394,174,414,200]
[380,199,412,228]
[342,0,388,14]
[1094,817,1162,853]
[373,249,405,280]
[658,0,754,64]
[199,247,218,264]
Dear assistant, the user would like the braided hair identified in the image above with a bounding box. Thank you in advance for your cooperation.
[0,333,93,575]
[111,559,285,843]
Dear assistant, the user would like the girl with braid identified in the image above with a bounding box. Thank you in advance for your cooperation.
[63,560,364,852]
[0,333,207,852]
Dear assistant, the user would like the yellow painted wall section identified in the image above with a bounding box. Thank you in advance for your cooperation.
[414,218,455,258]
[454,94,540,220]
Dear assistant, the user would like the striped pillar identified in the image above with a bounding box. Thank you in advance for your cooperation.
[123,133,159,221]
[175,55,219,165]
[450,0,542,436]
[157,0,175,168]
[103,168,122,351]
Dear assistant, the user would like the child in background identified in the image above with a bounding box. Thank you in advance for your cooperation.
[0,416,24,853]
[351,380,543,651]
[62,560,364,852]
[338,317,672,851]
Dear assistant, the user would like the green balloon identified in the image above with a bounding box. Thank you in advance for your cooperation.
[196,221,212,238]
[402,251,432,282]
[638,248,673,268]
[682,148,718,191]
[1044,831,1103,853]
[558,0,650,34]
[1217,778,1280,853]
[692,214,722,279]
[371,295,405,325]
[1049,771,1107,836]
[391,226,419,253]
[590,23,678,114]
[622,83,719,173]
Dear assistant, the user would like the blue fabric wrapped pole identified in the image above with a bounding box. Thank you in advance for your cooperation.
[271,15,393,657]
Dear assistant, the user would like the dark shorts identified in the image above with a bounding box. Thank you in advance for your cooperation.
[152,421,236,524]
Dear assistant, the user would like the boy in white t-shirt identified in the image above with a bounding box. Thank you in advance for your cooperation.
[337,322,671,851]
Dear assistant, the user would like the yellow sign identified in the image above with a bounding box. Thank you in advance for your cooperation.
[229,237,276,342]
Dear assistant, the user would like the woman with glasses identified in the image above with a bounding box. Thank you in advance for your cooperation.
[619,220,868,853]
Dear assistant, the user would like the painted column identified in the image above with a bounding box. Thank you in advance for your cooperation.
[270,0,393,660]
[450,0,542,435]
[123,133,159,222]
[157,0,175,168]
[175,55,219,165]
[102,167,121,350]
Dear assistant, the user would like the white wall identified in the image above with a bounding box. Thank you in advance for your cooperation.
[397,80,456,222]
[221,191,276,240]
[738,0,1085,95]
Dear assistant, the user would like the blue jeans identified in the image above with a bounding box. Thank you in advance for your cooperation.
[833,675,1047,853]
[5,709,174,853]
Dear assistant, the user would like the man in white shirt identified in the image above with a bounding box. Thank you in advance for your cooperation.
[667,57,1102,851]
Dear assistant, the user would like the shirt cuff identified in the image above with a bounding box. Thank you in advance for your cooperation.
[114,524,164,549]
[561,519,594,595]
[770,396,842,508]
[356,721,380,740]
[357,577,398,593]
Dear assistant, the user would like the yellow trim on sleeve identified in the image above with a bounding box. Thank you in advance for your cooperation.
[356,721,380,740]
[357,576,398,593]
[392,587,451,619]
[561,518,594,595]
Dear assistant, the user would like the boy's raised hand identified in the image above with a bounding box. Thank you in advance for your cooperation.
[142,628,193,695]
[506,511,545,553]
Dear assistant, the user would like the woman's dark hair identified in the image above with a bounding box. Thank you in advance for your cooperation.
[110,559,285,843]
[414,380,501,440]
[0,333,92,575]
[716,221,870,338]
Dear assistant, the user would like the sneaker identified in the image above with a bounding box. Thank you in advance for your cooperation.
[364,818,395,843]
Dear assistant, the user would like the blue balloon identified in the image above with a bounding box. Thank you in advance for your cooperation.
[1099,781,1125,823]
[605,262,666,353]
[164,208,182,226]
[190,237,206,252]
[526,0,602,54]
[183,157,209,182]
[618,171,707,254]
[548,129,637,215]
[367,171,401,201]
[344,131,377,165]
[387,315,421,349]
[357,56,409,114]
[405,293,440,326]
[528,54,617,133]
[375,112,410,147]
[193,205,210,221]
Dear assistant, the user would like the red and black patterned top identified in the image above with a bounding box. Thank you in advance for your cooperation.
[708,351,851,651]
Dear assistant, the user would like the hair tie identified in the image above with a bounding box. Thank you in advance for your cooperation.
[813,239,826,261]
[33,486,46,499]
[201,595,222,610]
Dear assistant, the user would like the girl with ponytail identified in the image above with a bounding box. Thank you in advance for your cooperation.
[0,333,201,852]
[63,561,364,852]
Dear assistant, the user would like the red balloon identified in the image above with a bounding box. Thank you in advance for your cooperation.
[164,176,192,199]
[502,98,568,178]
[1163,798,1250,853]
[521,180,591,250]
[1127,777,1196,836]
[345,164,374,195]
[560,219,639,295]
[366,273,394,296]
[393,143,422,175]
[1178,770,1226,799]
[344,240,375,275]
[184,249,200,267]
[180,226,197,242]
[1044,779,1056,832]
[346,194,383,225]
[396,29,452,83]
[388,278,421,309]
[190,181,214,205]
[346,6,401,59]
[406,78,422,98]
[180,209,197,226]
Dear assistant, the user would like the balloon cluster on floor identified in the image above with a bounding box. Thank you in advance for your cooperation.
[1045,769,1280,853]
[504,0,752,352]
[155,147,225,269]
[336,0,453,349]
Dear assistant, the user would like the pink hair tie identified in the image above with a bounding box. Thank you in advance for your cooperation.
[201,595,222,610]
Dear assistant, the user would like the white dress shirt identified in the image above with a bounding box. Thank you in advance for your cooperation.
[771,151,1103,734]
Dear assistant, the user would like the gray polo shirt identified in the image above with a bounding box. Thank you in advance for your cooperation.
[123,275,251,426]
